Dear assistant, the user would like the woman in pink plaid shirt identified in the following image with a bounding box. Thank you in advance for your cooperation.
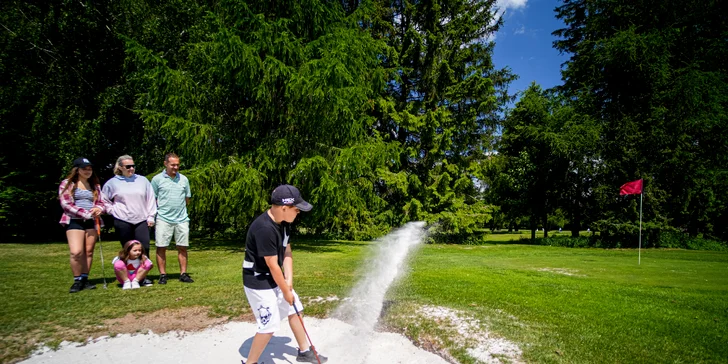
[58,157,105,293]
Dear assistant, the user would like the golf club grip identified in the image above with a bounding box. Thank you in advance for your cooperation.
[95,217,101,235]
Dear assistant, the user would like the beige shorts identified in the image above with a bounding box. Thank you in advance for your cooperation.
[155,220,189,248]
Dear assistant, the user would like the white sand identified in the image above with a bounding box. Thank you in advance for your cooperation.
[21,317,451,364]
[418,306,523,364]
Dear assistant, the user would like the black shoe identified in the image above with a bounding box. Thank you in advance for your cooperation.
[141,278,153,286]
[81,276,96,290]
[296,347,327,363]
[158,274,167,284]
[179,273,194,283]
[69,280,84,293]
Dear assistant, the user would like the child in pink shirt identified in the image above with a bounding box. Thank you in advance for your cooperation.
[112,240,153,289]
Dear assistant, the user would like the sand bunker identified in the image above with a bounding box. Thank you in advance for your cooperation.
[21,305,524,364]
[21,316,451,364]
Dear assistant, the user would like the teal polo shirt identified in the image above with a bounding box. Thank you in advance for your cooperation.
[151,171,191,224]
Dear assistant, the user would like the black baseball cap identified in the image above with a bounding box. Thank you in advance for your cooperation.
[73,157,93,168]
[271,185,313,211]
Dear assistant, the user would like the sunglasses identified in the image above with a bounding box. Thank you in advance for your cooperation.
[123,164,136,169]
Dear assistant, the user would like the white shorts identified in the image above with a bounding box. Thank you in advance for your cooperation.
[244,286,303,334]
[155,220,189,248]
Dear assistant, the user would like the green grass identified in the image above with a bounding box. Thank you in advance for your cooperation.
[0,239,368,363]
[1,240,726,363]
[389,244,728,363]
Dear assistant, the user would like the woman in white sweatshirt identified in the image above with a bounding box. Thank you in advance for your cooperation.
[102,155,157,285]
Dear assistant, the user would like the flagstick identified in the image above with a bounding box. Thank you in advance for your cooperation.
[638,191,643,265]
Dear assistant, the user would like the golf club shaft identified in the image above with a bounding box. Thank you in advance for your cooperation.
[293,302,321,364]
[95,217,108,288]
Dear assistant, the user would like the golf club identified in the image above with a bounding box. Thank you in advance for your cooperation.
[293,302,321,364]
[95,217,108,289]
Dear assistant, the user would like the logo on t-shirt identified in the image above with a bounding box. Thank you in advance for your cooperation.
[126,258,141,275]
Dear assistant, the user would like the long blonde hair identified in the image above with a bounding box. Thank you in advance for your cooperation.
[113,155,134,175]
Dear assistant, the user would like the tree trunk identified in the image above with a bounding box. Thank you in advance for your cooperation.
[570,195,581,237]
[571,213,581,237]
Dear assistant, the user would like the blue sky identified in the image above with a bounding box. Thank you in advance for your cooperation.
[491,0,569,99]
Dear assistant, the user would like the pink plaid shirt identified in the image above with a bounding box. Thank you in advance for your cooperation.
[58,179,106,227]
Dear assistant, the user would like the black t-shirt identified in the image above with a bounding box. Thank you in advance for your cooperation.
[242,211,290,289]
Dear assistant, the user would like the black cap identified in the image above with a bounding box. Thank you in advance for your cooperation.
[271,185,312,211]
[73,157,93,168]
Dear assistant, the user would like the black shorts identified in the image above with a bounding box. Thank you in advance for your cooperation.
[66,219,96,231]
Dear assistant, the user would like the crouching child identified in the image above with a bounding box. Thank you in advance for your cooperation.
[113,240,153,289]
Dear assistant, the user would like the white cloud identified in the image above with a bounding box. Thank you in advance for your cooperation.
[497,0,528,10]
[514,25,526,34]
[477,0,529,42]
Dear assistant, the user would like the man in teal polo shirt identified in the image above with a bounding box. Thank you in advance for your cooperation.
[152,153,194,284]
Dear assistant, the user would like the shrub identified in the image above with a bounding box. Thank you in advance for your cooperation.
[655,231,728,251]
[528,233,727,251]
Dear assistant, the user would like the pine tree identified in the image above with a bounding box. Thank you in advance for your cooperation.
[372,0,516,242]
[554,0,728,240]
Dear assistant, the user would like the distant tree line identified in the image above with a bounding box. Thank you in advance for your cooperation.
[484,0,727,244]
[1,0,725,244]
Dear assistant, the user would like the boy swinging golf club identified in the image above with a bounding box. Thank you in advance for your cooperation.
[242,185,327,364]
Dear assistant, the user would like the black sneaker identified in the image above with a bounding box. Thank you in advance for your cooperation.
[69,280,84,293]
[81,277,96,290]
[141,278,153,286]
[158,274,168,285]
[296,347,327,363]
[179,273,194,283]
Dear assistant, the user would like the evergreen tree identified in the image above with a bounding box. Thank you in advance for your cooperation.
[554,0,728,240]
[372,0,516,242]
[489,83,600,239]
[126,0,393,238]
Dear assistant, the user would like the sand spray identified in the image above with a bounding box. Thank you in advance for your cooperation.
[331,221,428,362]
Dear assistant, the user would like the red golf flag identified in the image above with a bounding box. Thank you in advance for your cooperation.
[620,179,643,195]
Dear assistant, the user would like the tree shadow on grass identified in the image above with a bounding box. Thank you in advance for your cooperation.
[189,237,246,252]
[487,237,542,245]
[188,237,349,254]
[292,239,352,253]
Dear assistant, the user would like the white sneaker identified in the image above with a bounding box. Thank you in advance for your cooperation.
[131,280,140,289]
[122,280,132,290]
